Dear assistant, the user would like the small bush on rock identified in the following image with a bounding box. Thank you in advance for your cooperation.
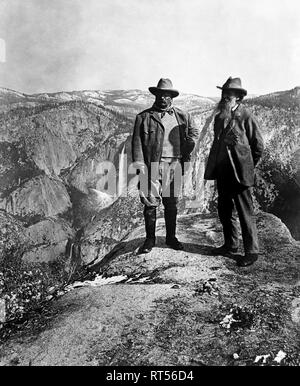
[0,251,68,326]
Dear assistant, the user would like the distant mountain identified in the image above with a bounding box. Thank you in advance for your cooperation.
[246,87,300,108]
[209,94,261,103]
[0,87,48,111]
[0,87,215,117]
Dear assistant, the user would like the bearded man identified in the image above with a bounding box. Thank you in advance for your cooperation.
[132,78,199,254]
[204,77,264,267]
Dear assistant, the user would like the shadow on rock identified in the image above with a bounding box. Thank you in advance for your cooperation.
[87,237,224,275]
[87,238,144,275]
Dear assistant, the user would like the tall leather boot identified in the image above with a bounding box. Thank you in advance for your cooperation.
[138,206,156,254]
[164,207,184,250]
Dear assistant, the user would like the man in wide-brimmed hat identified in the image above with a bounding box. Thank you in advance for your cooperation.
[132,78,199,254]
[204,77,264,267]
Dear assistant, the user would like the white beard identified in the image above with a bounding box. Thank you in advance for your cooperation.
[218,99,237,120]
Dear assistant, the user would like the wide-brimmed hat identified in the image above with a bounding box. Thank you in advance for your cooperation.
[217,77,247,96]
[149,78,179,98]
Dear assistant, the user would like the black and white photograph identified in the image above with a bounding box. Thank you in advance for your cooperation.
[0,0,299,371]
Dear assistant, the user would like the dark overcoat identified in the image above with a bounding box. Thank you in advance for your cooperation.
[204,104,264,186]
[131,106,199,174]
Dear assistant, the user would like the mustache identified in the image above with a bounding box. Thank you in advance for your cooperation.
[217,99,232,110]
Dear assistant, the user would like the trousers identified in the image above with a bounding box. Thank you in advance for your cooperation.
[139,158,182,209]
[216,165,259,254]
[141,159,182,241]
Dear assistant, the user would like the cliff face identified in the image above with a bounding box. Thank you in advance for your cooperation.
[22,218,75,263]
[0,102,125,177]
[247,89,300,239]
[0,93,135,323]
[0,175,71,223]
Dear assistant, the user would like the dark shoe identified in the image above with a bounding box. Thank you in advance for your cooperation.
[166,237,184,250]
[138,238,156,254]
[211,245,239,257]
[237,253,258,267]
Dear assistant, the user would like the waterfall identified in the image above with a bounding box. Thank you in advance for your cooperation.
[118,144,127,197]
[0,299,6,324]
[69,242,74,260]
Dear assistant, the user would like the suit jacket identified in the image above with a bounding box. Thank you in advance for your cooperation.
[132,106,199,174]
[204,104,264,186]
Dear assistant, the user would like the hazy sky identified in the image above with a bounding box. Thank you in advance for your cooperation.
[0,0,299,96]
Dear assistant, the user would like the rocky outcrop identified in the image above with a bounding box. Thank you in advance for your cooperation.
[0,211,27,261]
[0,211,74,327]
[0,211,74,265]
[0,211,299,366]
[80,194,144,265]
[22,218,75,263]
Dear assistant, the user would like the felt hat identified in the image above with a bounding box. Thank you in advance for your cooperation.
[217,77,247,96]
[149,78,179,98]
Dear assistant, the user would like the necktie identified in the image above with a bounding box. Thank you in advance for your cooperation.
[161,109,173,118]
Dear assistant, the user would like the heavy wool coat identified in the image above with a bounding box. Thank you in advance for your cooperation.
[131,106,199,173]
[204,104,264,186]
